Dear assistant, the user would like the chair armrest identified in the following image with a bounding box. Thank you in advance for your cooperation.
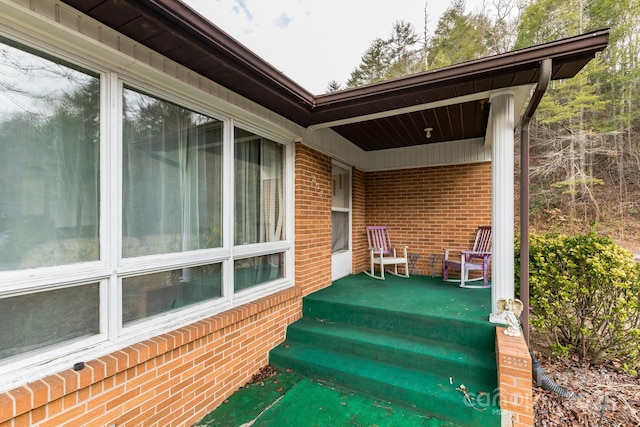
[389,246,409,257]
[444,248,465,260]
[461,250,491,262]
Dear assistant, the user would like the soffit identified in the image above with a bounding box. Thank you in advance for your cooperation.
[60,0,610,151]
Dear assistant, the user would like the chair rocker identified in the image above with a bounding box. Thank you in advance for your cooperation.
[443,226,492,288]
[365,226,409,280]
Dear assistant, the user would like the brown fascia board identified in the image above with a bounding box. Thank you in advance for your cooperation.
[59,0,608,130]
[135,0,317,106]
[125,3,608,115]
[310,29,610,113]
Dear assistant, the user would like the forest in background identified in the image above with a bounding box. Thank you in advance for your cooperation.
[328,0,640,254]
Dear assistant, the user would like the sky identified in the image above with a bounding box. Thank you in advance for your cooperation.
[182,0,484,94]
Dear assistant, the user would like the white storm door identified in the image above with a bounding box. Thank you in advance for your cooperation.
[331,162,352,280]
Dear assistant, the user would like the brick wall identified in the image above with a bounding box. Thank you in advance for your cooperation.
[362,162,492,276]
[352,168,367,273]
[0,288,301,427]
[294,144,333,296]
[496,327,533,427]
[0,144,338,427]
[0,150,492,426]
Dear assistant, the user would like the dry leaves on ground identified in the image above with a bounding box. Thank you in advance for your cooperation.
[533,354,640,426]
[246,364,278,387]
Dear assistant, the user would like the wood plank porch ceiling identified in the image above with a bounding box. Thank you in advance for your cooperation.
[61,0,610,151]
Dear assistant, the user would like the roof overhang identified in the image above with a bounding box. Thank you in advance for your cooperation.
[60,0,610,152]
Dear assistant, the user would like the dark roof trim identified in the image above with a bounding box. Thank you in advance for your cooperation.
[144,1,609,115]
[145,0,316,106]
[309,29,610,123]
[315,29,610,107]
[143,1,608,126]
[60,1,609,132]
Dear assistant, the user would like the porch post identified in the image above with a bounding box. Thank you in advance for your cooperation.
[489,91,515,323]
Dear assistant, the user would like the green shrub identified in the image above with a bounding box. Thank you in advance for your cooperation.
[516,231,640,374]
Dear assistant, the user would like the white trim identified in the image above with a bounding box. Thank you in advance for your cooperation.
[107,72,121,342]
[223,118,235,305]
[485,86,532,147]
[285,133,296,284]
[233,242,292,259]
[489,92,516,321]
[232,279,292,307]
[331,160,353,280]
[365,137,491,172]
[311,92,494,129]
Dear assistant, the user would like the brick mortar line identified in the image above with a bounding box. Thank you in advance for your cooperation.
[0,286,302,422]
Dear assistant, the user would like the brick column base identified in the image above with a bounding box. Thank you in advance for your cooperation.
[496,326,533,427]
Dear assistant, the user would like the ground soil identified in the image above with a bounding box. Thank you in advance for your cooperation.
[532,349,640,426]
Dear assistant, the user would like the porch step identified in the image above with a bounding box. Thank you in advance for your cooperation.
[303,298,496,353]
[269,276,501,427]
[270,341,498,427]
[282,317,497,386]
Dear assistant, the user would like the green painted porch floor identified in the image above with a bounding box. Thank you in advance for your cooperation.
[305,272,493,323]
[196,274,498,427]
[195,369,457,426]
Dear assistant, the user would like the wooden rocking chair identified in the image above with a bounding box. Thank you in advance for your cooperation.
[365,226,409,280]
[443,226,492,288]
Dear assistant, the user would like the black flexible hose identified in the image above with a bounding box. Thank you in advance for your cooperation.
[530,351,578,399]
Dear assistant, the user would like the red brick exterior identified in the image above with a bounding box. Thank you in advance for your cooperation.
[0,145,494,426]
[496,327,534,426]
[0,288,301,427]
[294,145,333,296]
[360,162,492,276]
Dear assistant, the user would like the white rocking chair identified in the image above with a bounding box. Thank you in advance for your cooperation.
[365,226,409,280]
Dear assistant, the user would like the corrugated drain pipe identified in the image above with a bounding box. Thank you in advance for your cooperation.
[520,59,576,399]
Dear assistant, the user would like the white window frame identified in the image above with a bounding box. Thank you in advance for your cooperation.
[0,6,296,393]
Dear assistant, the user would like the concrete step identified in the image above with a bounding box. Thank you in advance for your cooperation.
[270,341,500,427]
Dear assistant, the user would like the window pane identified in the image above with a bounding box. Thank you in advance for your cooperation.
[122,263,222,324]
[332,211,349,252]
[234,253,284,292]
[234,128,285,245]
[0,38,100,270]
[122,87,223,257]
[0,284,100,360]
[332,165,349,209]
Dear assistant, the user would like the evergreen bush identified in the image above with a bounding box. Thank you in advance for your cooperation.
[516,232,640,374]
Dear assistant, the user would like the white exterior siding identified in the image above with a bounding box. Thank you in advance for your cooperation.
[366,137,491,171]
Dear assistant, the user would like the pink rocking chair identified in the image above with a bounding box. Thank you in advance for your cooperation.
[443,226,492,288]
[365,226,409,280]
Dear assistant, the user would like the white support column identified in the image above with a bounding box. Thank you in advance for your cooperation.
[489,91,515,323]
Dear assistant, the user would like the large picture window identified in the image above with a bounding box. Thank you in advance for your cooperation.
[122,87,223,258]
[234,127,285,246]
[0,38,100,271]
[0,30,292,388]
